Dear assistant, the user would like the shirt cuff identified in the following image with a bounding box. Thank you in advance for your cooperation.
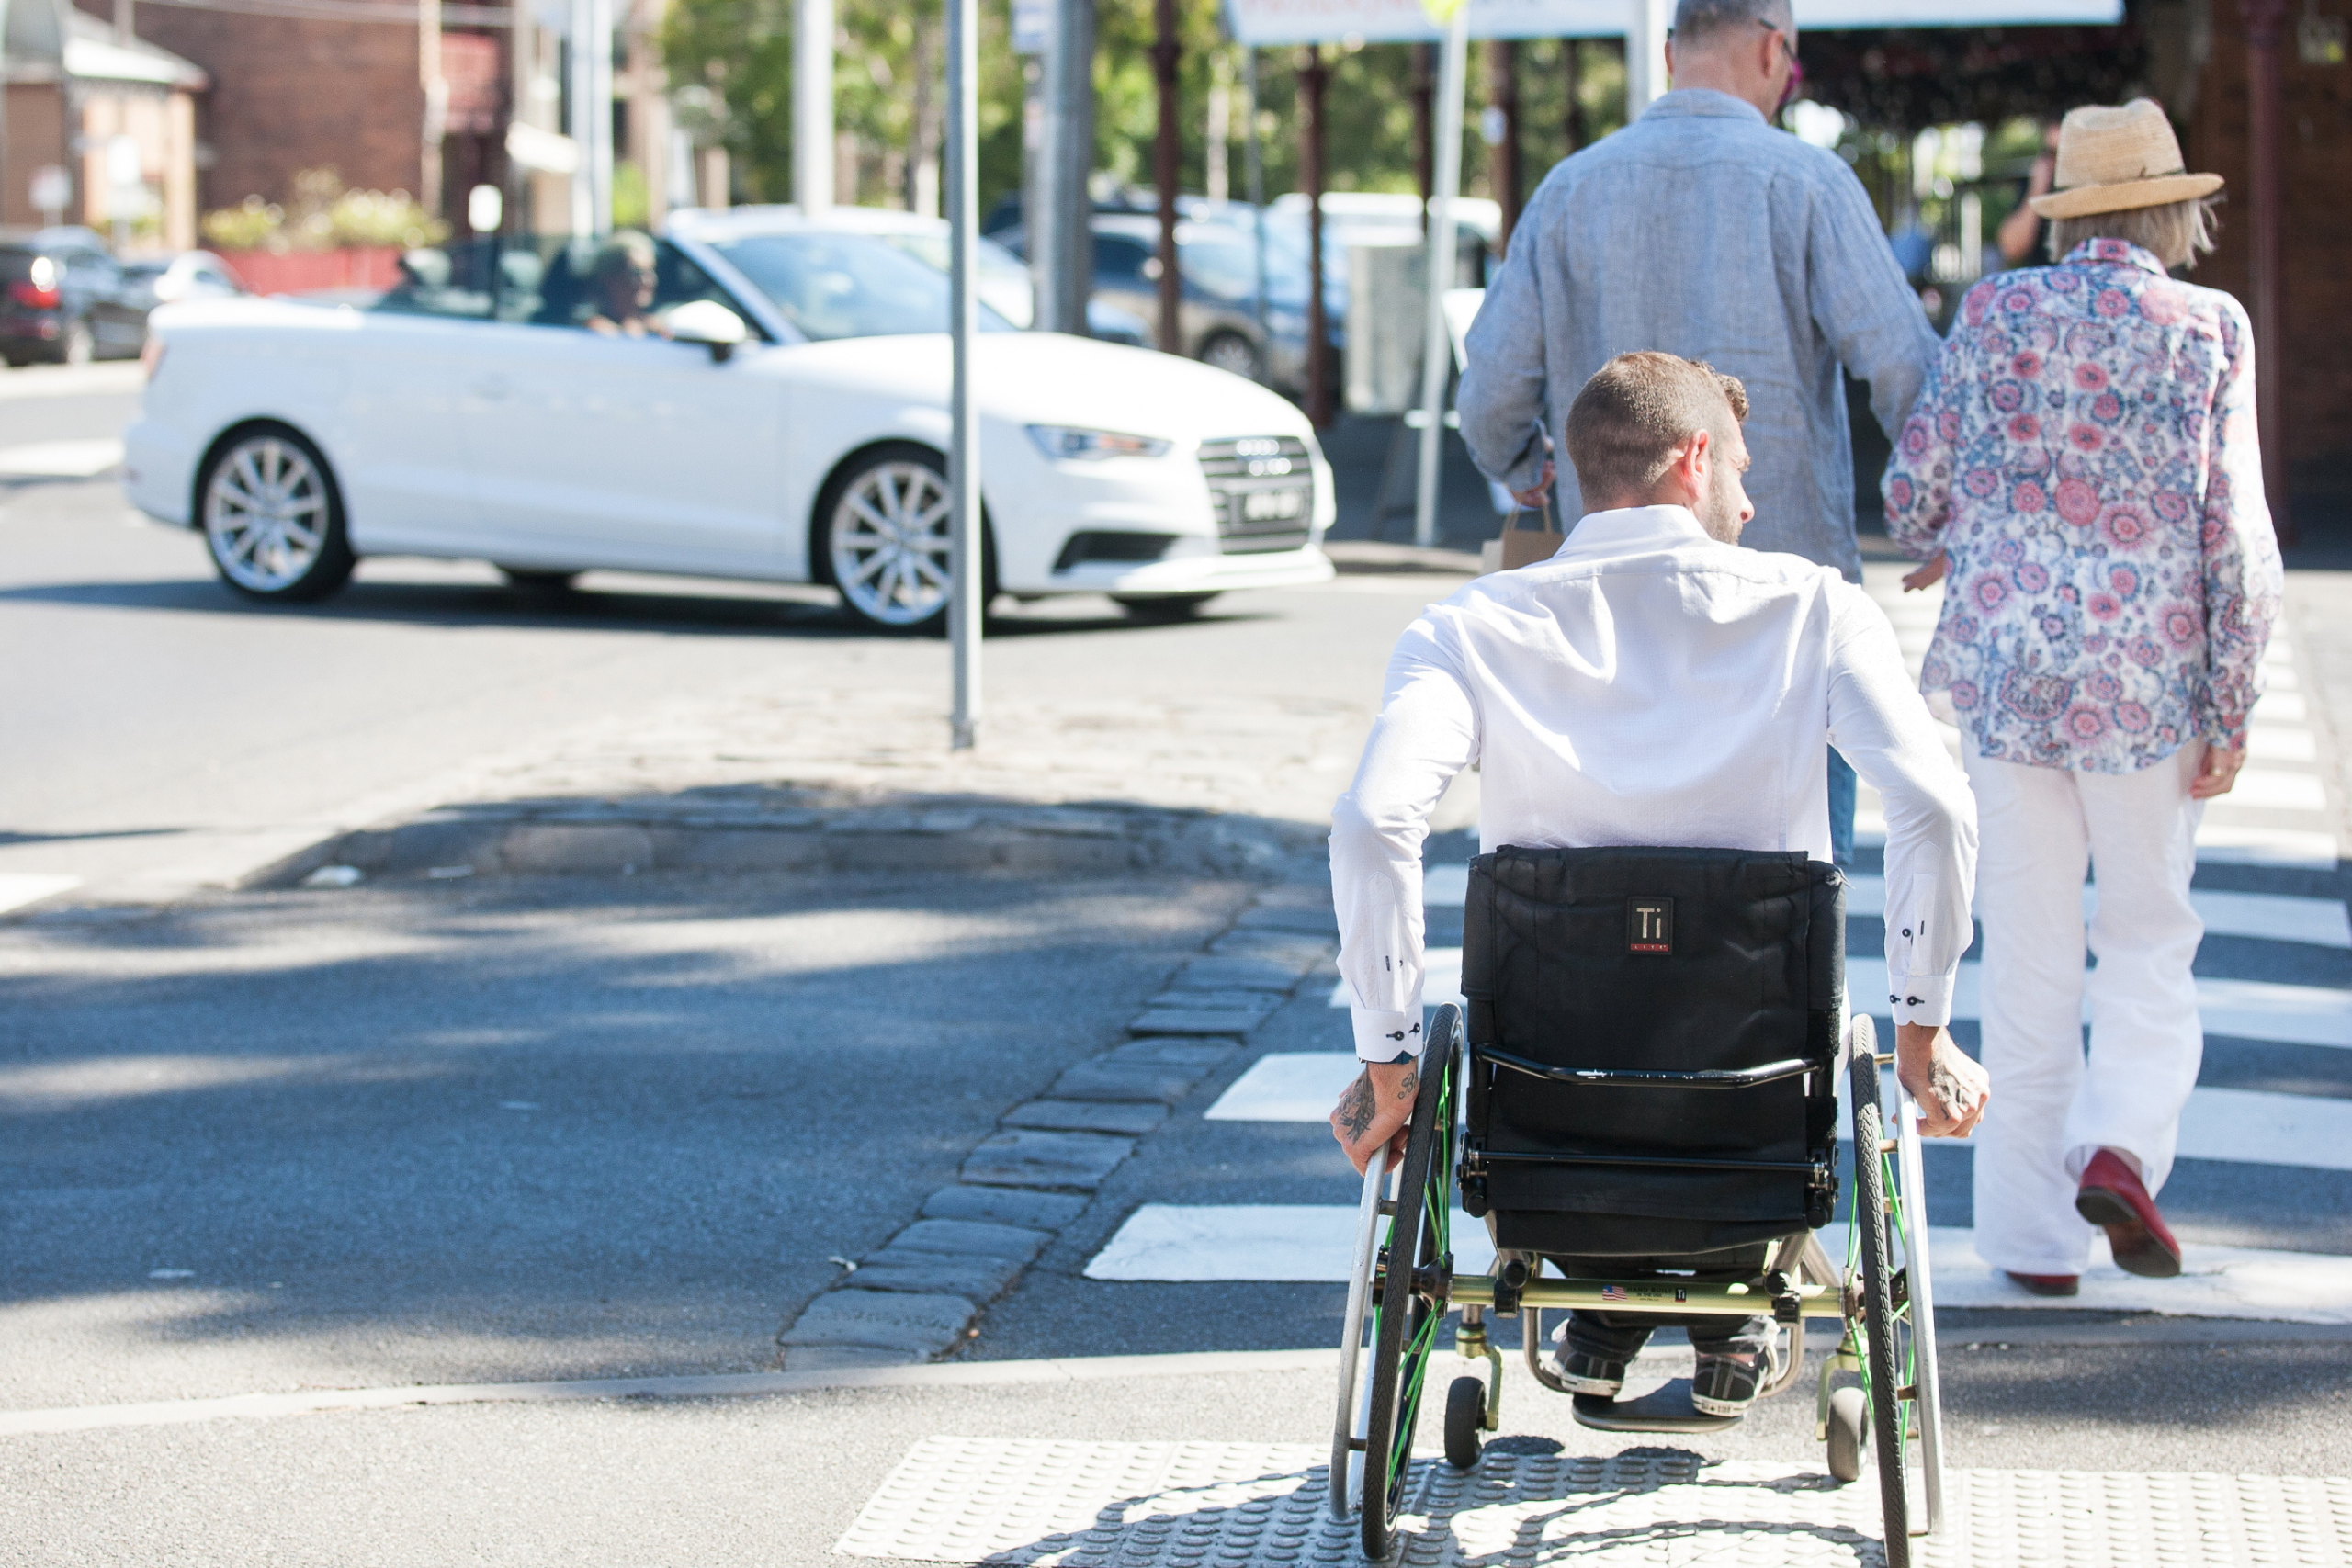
[1883,972,1954,1029]
[1352,1007,1426,1061]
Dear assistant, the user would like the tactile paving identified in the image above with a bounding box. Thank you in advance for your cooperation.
[835,1439,2352,1567]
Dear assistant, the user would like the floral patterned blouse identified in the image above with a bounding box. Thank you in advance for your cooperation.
[1883,239,2282,773]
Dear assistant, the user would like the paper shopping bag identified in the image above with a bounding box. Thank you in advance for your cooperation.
[1479,508,1563,574]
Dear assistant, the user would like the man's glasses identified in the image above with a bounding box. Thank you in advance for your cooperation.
[1760,18,1804,113]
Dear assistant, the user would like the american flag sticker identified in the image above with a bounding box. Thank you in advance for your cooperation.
[1600,1284,1628,1303]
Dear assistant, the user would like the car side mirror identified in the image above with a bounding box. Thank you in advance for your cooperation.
[665,299,749,363]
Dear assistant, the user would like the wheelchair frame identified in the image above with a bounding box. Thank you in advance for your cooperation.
[1330,1004,1945,1566]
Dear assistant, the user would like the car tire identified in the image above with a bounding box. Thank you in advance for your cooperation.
[817,443,991,636]
[1112,592,1218,623]
[62,318,94,367]
[1199,332,1261,381]
[497,567,580,593]
[198,425,356,603]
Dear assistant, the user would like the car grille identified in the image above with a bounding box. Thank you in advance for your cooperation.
[1198,436,1316,554]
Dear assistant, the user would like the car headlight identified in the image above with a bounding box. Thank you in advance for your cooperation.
[1027,425,1171,462]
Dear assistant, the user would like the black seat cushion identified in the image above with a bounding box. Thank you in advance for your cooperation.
[1461,846,1844,1257]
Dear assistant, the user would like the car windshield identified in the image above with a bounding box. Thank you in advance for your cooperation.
[708,231,1013,341]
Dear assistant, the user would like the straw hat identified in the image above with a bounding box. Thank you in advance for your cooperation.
[2029,99,2222,220]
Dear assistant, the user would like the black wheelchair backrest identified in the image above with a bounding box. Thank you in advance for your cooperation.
[1459,845,1846,1257]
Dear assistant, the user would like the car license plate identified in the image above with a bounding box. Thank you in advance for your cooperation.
[1239,488,1306,523]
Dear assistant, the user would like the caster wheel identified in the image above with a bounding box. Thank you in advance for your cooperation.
[1443,1375,1486,1470]
[1826,1385,1868,1483]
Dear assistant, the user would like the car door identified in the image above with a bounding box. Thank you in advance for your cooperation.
[62,250,140,354]
[454,238,791,574]
[1089,232,1159,344]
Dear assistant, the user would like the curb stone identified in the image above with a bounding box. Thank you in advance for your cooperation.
[775,876,1337,1370]
[273,790,1328,889]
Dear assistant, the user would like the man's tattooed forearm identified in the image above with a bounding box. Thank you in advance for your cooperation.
[1337,1074,1375,1141]
[1394,1067,1419,1102]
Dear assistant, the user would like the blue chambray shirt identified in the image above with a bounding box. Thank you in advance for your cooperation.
[1459,89,1939,583]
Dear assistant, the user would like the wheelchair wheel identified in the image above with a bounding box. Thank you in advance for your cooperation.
[1849,1036,1911,1566]
[1826,1385,1868,1484]
[1442,1375,1485,1470]
[1360,1010,1459,1560]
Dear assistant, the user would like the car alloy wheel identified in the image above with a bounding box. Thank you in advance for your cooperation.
[1200,332,1261,381]
[828,456,955,631]
[202,430,354,600]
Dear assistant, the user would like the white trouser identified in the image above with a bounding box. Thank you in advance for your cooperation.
[1963,739,2206,1276]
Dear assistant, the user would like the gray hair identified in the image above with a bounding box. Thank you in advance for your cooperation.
[2048,195,2220,272]
[1672,0,1793,46]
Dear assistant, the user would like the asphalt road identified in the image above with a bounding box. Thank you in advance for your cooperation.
[6,368,2352,1562]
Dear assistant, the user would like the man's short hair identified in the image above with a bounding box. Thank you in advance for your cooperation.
[1564,352,1749,503]
[1671,0,1792,46]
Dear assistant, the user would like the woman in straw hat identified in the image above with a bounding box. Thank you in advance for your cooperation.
[1883,100,2283,1297]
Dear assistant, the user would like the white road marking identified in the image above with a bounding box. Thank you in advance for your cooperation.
[2249,725,2317,761]
[0,437,124,478]
[1083,1203,1497,1281]
[2256,691,2308,723]
[1850,957,2352,1049]
[1211,1054,2352,1172]
[1842,873,2352,949]
[1424,863,1469,907]
[1087,1205,2352,1322]
[2227,768,2328,812]
[2192,823,2338,870]
[0,874,82,916]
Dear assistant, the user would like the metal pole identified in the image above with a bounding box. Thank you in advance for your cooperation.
[1411,7,1467,549]
[1299,45,1330,427]
[1244,48,1268,375]
[1044,0,1095,334]
[587,0,614,231]
[1151,0,1182,353]
[2242,0,2295,546]
[796,0,834,213]
[568,0,593,236]
[1625,0,1669,118]
[947,0,981,750]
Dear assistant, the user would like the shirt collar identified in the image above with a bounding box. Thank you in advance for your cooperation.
[1638,88,1768,126]
[2060,237,2169,277]
[1559,504,1716,558]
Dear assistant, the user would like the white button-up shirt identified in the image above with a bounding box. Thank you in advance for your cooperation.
[1331,505,1977,1061]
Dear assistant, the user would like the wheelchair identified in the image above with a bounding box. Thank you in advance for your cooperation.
[1329,847,1946,1565]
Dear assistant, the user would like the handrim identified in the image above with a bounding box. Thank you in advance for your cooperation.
[830,458,953,626]
[206,435,330,592]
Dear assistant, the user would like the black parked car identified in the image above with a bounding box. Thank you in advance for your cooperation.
[0,229,151,367]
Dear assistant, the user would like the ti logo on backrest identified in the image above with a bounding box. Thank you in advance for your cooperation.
[1627,897,1673,954]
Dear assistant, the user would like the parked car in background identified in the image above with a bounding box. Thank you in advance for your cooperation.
[994,212,1337,397]
[127,214,1332,634]
[0,228,150,366]
[124,251,249,311]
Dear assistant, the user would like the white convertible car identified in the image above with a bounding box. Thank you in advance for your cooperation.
[122,208,1334,631]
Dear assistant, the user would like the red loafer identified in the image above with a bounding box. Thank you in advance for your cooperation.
[2075,1148,2183,1279]
[2006,1271,2080,1297]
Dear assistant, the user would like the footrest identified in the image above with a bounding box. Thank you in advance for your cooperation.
[1570,1380,1743,1435]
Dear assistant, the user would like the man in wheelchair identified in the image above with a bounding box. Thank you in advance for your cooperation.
[1326,352,1991,1421]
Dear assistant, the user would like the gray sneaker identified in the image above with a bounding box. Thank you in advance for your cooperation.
[1690,1352,1762,1417]
[1555,1346,1628,1399]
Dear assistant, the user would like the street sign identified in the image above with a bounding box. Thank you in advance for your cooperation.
[1012,0,1049,54]
[29,164,71,220]
[1222,0,2120,44]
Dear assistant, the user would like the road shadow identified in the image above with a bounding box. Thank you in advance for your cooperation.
[0,575,1283,642]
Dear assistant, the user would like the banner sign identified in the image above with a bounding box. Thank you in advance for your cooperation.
[1223,0,2120,45]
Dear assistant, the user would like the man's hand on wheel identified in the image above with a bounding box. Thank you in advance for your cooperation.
[1894,1022,1990,1138]
[1330,1060,1420,1174]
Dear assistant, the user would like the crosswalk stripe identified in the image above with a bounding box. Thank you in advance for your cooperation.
[1208,1054,2352,1173]
[1840,873,2352,949]
[1086,1205,2352,1323]
[1848,957,2352,1049]
[0,874,81,917]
